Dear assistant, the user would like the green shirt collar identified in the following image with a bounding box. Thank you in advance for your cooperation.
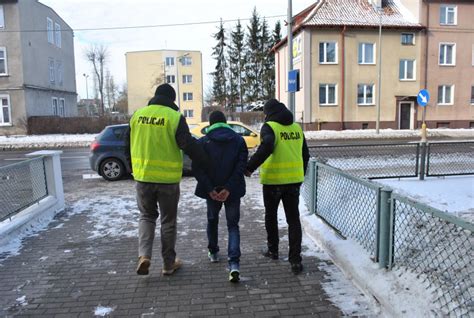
[206,122,232,134]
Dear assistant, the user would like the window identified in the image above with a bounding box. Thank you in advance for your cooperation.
[59,98,65,117]
[229,124,253,137]
[357,84,374,105]
[401,33,415,45]
[0,5,5,29]
[52,97,58,116]
[56,61,63,85]
[0,47,7,75]
[48,58,55,83]
[440,5,457,25]
[165,57,174,66]
[47,17,54,44]
[319,42,337,64]
[181,56,192,66]
[437,85,454,105]
[183,92,193,101]
[182,75,192,84]
[0,95,11,125]
[399,59,415,80]
[439,43,455,65]
[358,43,375,64]
[319,84,337,105]
[183,109,194,118]
[54,23,61,48]
[166,75,175,84]
[471,86,474,104]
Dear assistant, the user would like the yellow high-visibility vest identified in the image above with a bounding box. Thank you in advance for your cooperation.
[260,121,304,185]
[130,105,183,183]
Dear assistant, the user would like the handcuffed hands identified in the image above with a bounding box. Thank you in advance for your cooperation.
[209,188,230,202]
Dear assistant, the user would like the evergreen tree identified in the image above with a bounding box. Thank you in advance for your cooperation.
[228,20,245,107]
[243,7,261,102]
[211,19,227,106]
[260,18,271,100]
[263,21,282,100]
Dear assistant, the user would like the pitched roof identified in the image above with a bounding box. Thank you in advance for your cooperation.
[302,0,421,28]
[273,0,423,51]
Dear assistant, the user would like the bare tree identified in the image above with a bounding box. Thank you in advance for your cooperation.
[115,84,128,114]
[85,45,108,116]
[105,70,118,111]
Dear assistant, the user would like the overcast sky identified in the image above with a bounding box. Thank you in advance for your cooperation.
[39,0,316,100]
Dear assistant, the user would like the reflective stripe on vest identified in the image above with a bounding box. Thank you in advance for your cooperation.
[260,121,304,185]
[130,105,183,183]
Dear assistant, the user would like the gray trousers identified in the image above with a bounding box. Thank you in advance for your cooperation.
[136,181,180,269]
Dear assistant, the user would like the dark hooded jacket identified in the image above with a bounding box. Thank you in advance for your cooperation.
[246,105,310,181]
[193,125,248,201]
[124,94,210,172]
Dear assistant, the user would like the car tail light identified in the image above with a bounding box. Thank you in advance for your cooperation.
[90,140,100,152]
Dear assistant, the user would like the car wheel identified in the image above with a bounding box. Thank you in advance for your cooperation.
[100,158,125,181]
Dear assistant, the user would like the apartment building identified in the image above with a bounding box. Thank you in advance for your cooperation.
[274,0,473,130]
[418,0,474,128]
[126,50,203,125]
[0,0,77,135]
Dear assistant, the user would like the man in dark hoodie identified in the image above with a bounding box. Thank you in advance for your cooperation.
[126,83,209,276]
[246,99,309,274]
[192,111,248,283]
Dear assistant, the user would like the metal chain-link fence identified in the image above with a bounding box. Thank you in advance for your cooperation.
[308,143,420,179]
[427,142,474,177]
[390,194,474,317]
[0,157,48,222]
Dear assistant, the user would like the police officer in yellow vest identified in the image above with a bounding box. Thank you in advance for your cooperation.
[246,99,309,274]
[127,83,209,276]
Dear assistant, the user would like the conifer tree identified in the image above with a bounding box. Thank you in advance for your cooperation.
[228,20,245,107]
[211,19,227,106]
[263,21,282,100]
[260,18,271,100]
[243,7,261,102]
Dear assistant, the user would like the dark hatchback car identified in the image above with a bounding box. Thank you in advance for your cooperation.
[89,124,192,181]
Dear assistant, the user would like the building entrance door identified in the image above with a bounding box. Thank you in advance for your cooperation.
[400,103,412,129]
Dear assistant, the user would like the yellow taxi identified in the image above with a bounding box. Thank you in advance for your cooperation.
[190,121,260,149]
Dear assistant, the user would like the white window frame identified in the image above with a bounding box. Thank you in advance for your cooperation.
[166,75,175,84]
[183,109,194,118]
[319,42,338,64]
[440,5,457,25]
[47,17,54,44]
[165,57,174,66]
[358,43,376,65]
[0,94,12,125]
[439,43,456,66]
[181,56,192,66]
[56,60,63,85]
[182,75,192,84]
[401,33,415,45]
[319,84,338,106]
[0,47,8,75]
[183,92,193,101]
[437,85,454,105]
[52,97,58,116]
[399,59,416,81]
[357,84,375,106]
[59,98,65,117]
[54,22,61,48]
[48,58,55,83]
[0,5,5,29]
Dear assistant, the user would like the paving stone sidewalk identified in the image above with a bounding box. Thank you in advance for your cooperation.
[0,176,344,317]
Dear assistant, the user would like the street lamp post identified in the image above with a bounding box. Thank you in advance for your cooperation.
[82,73,89,100]
[287,0,295,115]
[375,5,383,134]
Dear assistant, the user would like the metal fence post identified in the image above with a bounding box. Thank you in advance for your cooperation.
[314,160,319,215]
[308,159,317,214]
[378,187,393,269]
[419,142,426,180]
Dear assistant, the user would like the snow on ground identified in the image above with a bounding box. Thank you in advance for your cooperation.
[377,176,474,221]
[0,128,472,149]
[94,305,115,317]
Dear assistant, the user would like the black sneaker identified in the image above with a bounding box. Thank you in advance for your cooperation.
[291,262,303,274]
[261,248,279,260]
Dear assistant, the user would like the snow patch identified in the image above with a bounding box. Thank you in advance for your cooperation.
[15,295,28,307]
[94,305,115,316]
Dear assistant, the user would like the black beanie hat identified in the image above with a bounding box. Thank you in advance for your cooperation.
[263,98,286,116]
[209,111,227,125]
[154,83,176,102]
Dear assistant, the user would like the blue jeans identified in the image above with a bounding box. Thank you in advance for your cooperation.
[206,198,241,266]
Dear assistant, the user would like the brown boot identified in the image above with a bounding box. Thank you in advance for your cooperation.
[136,256,151,275]
[162,258,182,275]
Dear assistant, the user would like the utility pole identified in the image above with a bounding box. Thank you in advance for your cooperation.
[375,4,383,134]
[287,0,295,115]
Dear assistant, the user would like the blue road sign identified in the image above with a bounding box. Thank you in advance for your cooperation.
[288,70,300,92]
[417,89,430,107]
